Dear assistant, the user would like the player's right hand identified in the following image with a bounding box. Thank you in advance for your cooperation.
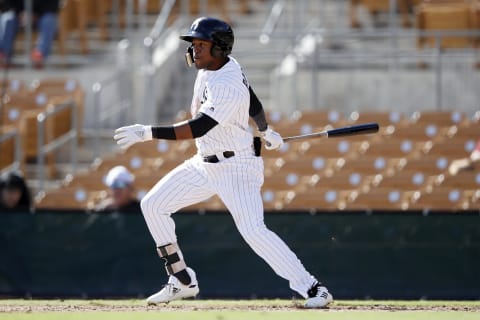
[261,126,284,150]
[114,124,153,149]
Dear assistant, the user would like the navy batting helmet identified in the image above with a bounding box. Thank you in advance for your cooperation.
[180,17,234,57]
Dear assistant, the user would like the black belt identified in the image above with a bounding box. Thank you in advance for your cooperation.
[203,151,235,163]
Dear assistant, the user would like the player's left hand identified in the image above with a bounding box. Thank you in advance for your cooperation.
[114,124,153,149]
[261,126,284,150]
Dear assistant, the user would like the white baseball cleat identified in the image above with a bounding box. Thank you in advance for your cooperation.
[304,282,333,308]
[146,268,199,304]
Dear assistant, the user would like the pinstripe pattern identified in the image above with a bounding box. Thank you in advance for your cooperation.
[141,158,215,244]
[192,57,252,155]
[140,56,318,298]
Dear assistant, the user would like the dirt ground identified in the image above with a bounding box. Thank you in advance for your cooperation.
[1,300,480,313]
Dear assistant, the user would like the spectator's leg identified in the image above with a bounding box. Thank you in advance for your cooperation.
[0,11,19,63]
[34,13,58,59]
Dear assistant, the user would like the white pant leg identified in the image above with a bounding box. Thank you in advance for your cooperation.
[141,157,215,246]
[212,156,317,298]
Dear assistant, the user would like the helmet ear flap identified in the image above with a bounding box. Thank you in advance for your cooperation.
[210,45,226,58]
[210,32,231,58]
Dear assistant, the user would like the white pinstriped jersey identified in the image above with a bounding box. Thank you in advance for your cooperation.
[190,57,252,155]
[140,57,318,300]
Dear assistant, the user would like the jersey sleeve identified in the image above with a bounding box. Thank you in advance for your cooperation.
[198,84,243,125]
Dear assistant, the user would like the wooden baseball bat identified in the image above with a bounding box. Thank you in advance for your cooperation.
[283,122,379,142]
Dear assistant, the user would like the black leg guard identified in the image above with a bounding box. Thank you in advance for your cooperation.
[157,243,192,285]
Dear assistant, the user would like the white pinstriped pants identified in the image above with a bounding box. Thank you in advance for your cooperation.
[140,153,317,298]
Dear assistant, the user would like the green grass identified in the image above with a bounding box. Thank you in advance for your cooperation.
[1,299,479,320]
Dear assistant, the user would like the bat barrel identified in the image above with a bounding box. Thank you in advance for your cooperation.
[327,122,379,137]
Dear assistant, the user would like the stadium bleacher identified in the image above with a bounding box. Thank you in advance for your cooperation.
[0,78,84,179]
[1,0,478,212]
[29,108,480,211]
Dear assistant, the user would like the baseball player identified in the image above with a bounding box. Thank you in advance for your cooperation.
[114,17,333,308]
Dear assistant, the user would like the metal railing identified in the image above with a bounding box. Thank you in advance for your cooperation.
[85,0,177,158]
[270,25,480,113]
[258,0,480,114]
[0,129,22,175]
[143,0,177,59]
[36,101,78,191]
[259,0,285,45]
[91,66,133,158]
[140,0,188,123]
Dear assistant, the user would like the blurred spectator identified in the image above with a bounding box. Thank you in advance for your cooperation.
[448,139,480,175]
[92,165,141,213]
[0,171,32,212]
[0,0,60,68]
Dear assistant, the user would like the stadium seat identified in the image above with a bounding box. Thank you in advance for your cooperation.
[431,171,480,189]
[0,79,25,94]
[81,0,109,41]
[261,189,293,210]
[370,170,433,191]
[35,186,97,210]
[263,157,287,177]
[354,0,422,28]
[264,142,302,162]
[288,109,346,127]
[409,110,466,126]
[57,0,90,55]
[262,172,310,193]
[357,138,425,159]
[63,171,107,191]
[346,110,405,127]
[421,138,476,158]
[0,126,21,173]
[283,188,352,211]
[408,187,471,210]
[346,187,414,210]
[91,153,178,175]
[270,120,319,138]
[273,155,340,178]
[396,154,450,175]
[443,123,478,141]
[385,122,443,142]
[334,155,401,176]
[307,170,373,197]
[27,78,85,139]
[18,110,55,177]
[416,2,475,49]
[301,138,363,159]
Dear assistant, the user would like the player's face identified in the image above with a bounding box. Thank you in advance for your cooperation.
[191,39,216,70]
[111,185,133,208]
[1,188,22,208]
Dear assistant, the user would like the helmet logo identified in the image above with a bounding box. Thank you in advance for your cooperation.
[191,20,199,31]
